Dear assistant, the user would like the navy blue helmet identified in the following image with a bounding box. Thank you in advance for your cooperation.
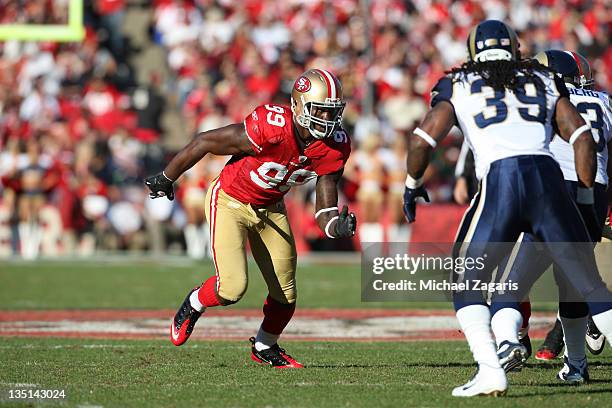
[534,50,594,89]
[466,20,519,62]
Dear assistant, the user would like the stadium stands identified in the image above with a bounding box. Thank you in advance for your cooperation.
[0,0,609,257]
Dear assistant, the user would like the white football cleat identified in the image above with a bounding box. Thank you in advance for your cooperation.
[585,316,605,355]
[452,365,507,397]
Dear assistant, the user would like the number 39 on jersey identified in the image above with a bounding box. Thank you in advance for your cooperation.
[430,71,568,180]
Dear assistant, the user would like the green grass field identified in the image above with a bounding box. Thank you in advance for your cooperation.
[0,258,558,311]
[0,259,610,407]
[1,338,611,408]
[0,258,451,310]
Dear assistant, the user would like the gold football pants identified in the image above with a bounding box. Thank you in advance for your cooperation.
[204,178,297,304]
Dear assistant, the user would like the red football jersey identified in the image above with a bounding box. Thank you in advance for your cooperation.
[219,104,351,206]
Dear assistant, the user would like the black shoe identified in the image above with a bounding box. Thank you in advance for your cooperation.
[249,337,303,368]
[586,315,605,355]
[170,287,202,346]
[535,319,564,361]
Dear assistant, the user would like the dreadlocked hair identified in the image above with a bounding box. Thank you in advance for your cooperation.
[447,59,555,91]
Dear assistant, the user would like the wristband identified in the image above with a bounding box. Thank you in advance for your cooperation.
[405,174,424,189]
[414,127,437,148]
[162,171,174,182]
[315,207,338,219]
[325,216,339,239]
[569,125,591,145]
[577,187,594,205]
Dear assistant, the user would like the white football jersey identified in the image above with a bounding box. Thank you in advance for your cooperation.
[548,86,611,186]
[431,70,567,180]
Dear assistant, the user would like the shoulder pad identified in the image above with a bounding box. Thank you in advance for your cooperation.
[430,76,454,108]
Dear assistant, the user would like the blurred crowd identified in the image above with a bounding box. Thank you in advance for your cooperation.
[0,0,610,258]
[0,0,69,25]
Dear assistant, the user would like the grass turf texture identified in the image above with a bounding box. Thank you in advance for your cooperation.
[0,338,611,408]
[0,259,559,311]
[0,258,447,310]
[1,259,595,406]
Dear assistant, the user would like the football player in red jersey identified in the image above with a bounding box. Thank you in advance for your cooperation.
[145,69,356,368]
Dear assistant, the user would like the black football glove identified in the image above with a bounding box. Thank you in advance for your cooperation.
[333,205,357,238]
[145,172,175,201]
[403,185,430,223]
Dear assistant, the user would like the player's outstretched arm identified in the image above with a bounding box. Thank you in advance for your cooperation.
[315,170,356,238]
[554,97,596,190]
[145,124,255,200]
[165,124,255,180]
[403,101,455,223]
[406,101,456,179]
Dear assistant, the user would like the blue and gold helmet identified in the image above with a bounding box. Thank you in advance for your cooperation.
[534,50,594,89]
[466,20,519,62]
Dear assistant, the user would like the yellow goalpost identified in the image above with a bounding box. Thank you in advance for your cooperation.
[0,0,84,42]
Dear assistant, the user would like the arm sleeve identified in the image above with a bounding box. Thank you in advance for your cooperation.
[243,107,265,154]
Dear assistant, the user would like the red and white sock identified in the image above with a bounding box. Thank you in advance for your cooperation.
[189,290,204,312]
[254,327,280,351]
[255,295,295,351]
[189,276,222,312]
